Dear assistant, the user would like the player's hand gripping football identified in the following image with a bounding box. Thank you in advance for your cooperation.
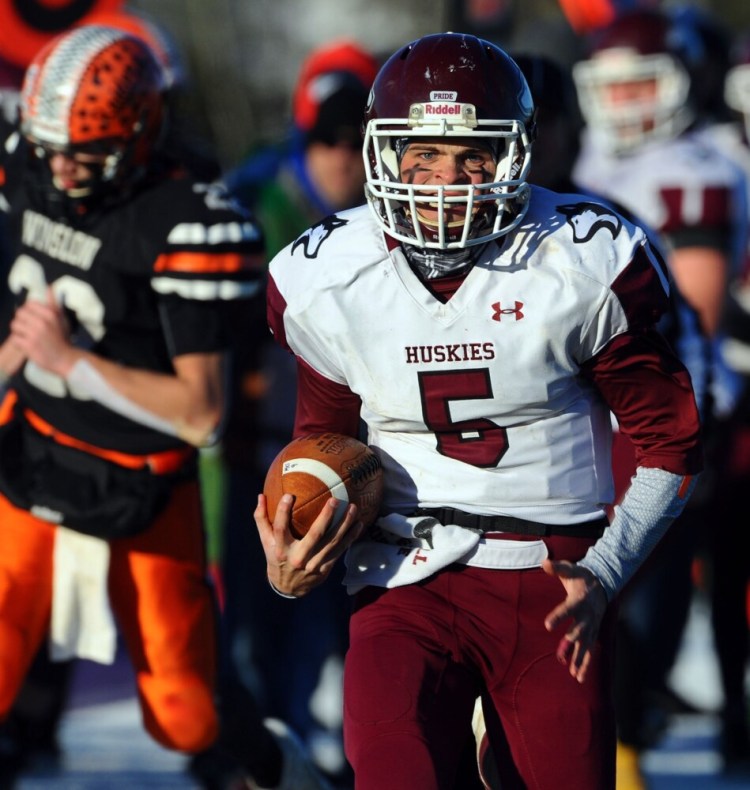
[542,559,608,684]
[255,492,366,598]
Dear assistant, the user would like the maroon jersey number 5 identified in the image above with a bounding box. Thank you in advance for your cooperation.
[419,369,508,468]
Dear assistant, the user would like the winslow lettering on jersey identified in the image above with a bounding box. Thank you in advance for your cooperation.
[22,210,102,270]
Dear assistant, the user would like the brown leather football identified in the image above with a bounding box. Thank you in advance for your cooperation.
[263,433,384,539]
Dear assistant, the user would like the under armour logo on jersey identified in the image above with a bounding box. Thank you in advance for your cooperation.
[291,215,348,258]
[492,301,524,322]
[558,202,622,243]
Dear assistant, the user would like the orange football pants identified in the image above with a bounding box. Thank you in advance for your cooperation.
[0,478,219,753]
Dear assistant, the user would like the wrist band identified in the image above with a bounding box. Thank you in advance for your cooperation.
[267,575,298,599]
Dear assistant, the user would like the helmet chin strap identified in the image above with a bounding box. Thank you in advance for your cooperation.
[396,203,497,279]
[402,243,480,280]
[401,209,491,279]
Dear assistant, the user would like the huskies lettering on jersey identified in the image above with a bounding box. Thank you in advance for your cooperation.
[404,342,496,364]
[291,216,348,259]
[558,202,622,243]
[22,210,102,270]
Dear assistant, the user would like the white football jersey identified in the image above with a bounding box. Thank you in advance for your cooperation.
[269,187,667,526]
[575,128,750,419]
[573,128,747,276]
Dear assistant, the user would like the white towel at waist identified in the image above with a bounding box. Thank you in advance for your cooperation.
[343,513,548,594]
[49,526,117,665]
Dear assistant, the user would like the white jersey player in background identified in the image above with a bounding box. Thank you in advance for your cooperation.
[254,32,703,790]
[572,7,746,367]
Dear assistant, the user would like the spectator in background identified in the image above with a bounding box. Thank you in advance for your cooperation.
[670,4,734,131]
[0,50,21,287]
[572,7,747,785]
[555,0,659,36]
[227,39,378,251]
[219,39,379,785]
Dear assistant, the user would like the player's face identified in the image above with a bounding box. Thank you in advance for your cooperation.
[398,138,497,226]
[604,78,658,130]
[46,150,110,194]
[605,78,658,106]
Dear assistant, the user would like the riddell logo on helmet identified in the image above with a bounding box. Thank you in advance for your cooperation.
[424,103,462,116]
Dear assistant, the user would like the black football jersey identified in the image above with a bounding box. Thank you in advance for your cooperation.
[0,130,266,453]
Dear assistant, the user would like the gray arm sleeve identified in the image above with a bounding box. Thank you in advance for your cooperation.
[578,466,698,601]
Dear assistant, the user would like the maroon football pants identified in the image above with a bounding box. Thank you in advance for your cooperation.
[344,534,616,790]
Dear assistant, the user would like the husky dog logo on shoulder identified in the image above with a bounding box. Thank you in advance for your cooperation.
[558,202,622,243]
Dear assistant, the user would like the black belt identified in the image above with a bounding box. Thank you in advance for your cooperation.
[412,507,608,538]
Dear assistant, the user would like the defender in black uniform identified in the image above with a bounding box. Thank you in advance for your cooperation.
[0,25,329,790]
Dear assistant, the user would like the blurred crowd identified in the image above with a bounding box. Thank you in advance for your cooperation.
[0,1,747,790]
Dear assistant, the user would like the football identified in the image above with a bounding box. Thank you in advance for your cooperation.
[263,433,384,539]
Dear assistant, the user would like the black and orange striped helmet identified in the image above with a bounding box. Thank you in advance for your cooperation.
[78,10,186,92]
[20,25,165,188]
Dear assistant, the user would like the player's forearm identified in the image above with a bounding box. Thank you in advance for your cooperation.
[578,466,697,601]
[63,350,225,447]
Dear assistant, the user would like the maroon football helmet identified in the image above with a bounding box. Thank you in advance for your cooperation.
[573,9,696,154]
[362,33,535,250]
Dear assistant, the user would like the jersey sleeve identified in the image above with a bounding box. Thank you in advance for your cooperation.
[266,270,290,354]
[657,142,746,261]
[580,328,703,474]
[148,180,267,357]
[267,273,362,436]
[577,221,703,474]
[574,228,672,368]
[661,182,737,253]
[608,235,672,332]
[294,357,362,438]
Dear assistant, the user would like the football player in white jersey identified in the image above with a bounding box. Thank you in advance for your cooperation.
[254,32,703,790]
[573,7,747,341]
